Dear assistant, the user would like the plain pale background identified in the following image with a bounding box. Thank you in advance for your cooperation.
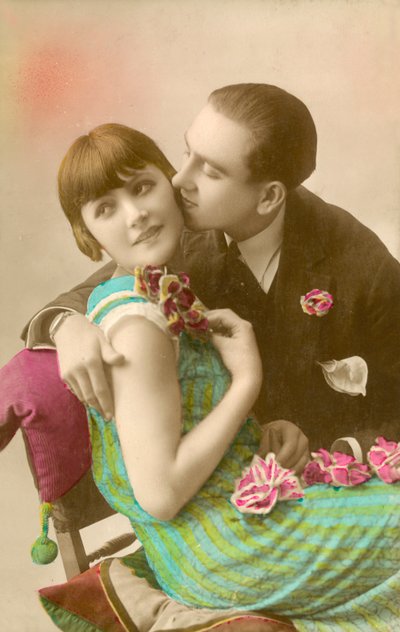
[0,1,399,629]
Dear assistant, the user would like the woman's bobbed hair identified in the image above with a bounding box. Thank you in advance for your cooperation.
[58,123,177,261]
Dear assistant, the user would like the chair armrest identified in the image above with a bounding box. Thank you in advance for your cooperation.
[0,349,91,501]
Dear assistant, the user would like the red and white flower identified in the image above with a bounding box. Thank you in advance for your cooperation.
[303,448,371,487]
[367,436,400,484]
[133,265,208,336]
[231,454,304,515]
[300,289,333,317]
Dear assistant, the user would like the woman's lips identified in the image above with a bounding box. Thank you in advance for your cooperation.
[134,225,162,245]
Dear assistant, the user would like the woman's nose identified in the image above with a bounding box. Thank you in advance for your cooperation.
[124,203,148,226]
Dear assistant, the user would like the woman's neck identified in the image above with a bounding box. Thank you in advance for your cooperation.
[111,263,169,278]
[112,265,133,278]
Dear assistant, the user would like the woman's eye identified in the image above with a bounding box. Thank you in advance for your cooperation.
[133,181,153,196]
[95,203,113,218]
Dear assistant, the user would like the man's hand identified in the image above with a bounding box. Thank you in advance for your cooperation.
[54,313,124,420]
[258,420,310,475]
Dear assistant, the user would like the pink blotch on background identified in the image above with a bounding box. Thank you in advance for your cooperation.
[15,43,87,121]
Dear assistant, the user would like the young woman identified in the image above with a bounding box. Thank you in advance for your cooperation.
[56,122,400,631]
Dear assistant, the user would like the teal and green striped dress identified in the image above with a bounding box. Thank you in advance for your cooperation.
[86,274,400,631]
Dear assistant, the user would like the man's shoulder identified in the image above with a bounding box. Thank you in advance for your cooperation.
[291,187,391,255]
[294,186,365,230]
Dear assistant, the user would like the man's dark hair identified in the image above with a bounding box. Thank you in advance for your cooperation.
[209,83,317,190]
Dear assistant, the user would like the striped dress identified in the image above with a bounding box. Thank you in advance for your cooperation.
[86,274,400,631]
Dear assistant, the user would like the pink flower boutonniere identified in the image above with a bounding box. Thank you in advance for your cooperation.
[231,453,304,515]
[367,437,400,484]
[300,289,333,317]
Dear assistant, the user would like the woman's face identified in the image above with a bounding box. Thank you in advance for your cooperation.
[81,165,184,272]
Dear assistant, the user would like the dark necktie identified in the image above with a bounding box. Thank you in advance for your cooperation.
[227,239,242,263]
[223,240,271,320]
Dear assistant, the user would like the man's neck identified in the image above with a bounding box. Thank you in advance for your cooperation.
[227,199,286,243]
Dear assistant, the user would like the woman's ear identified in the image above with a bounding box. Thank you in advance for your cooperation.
[257,181,287,217]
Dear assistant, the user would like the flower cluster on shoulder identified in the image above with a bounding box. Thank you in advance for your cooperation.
[133,265,208,336]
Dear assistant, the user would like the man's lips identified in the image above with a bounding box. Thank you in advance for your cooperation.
[181,194,197,208]
[133,225,162,245]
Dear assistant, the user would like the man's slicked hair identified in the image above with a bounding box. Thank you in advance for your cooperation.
[209,83,317,190]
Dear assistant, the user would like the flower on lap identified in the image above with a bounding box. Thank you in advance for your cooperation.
[303,448,371,487]
[231,454,304,515]
[367,437,400,484]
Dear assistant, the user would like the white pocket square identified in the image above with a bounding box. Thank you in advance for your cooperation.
[317,356,368,396]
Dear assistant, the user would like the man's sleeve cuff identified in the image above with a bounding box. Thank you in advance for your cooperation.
[25,307,77,349]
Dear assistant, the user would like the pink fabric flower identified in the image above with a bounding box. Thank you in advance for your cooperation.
[303,448,370,487]
[133,266,208,337]
[303,460,332,485]
[300,289,333,317]
[330,452,371,486]
[367,436,400,483]
[231,454,304,515]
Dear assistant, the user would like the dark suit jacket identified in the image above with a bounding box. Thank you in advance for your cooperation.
[24,187,400,450]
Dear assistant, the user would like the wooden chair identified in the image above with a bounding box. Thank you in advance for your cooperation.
[1,348,137,580]
[25,442,137,579]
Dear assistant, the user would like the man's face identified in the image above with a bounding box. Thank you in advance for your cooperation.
[172,104,265,241]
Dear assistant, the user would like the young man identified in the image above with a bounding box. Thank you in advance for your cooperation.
[24,83,400,458]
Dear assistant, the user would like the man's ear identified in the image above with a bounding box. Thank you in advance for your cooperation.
[257,181,287,216]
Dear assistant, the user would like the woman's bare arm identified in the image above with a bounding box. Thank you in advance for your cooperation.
[109,310,262,521]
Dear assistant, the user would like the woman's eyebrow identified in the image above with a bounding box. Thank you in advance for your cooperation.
[118,169,155,182]
[183,132,228,175]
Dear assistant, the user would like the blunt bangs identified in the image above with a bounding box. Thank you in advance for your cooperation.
[59,124,175,218]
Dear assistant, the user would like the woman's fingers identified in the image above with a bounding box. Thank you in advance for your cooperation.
[206,308,250,336]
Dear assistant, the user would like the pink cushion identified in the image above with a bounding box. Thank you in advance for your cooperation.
[39,556,296,632]
[0,349,91,501]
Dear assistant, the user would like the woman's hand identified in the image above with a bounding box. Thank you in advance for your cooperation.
[207,309,262,401]
[54,313,124,419]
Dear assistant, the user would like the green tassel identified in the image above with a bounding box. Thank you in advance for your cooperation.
[31,502,58,565]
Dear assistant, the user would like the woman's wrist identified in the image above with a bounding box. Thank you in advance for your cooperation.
[229,374,261,414]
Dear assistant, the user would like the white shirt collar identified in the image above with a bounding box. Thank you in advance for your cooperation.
[225,206,285,285]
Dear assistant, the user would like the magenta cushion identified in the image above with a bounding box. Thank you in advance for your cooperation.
[0,349,91,501]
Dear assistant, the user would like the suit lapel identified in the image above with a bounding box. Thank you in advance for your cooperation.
[178,190,334,377]
[272,190,332,385]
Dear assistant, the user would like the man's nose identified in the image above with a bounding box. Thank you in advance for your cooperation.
[172,160,195,190]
